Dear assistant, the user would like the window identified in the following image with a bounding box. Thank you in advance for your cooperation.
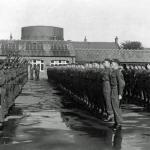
[33,43,36,50]
[26,43,30,50]
[61,45,64,50]
[53,45,57,50]
[51,45,54,50]
[54,61,59,64]
[64,45,68,50]
[37,43,43,50]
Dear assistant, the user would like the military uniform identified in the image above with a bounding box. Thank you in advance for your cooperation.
[102,68,113,117]
[30,66,34,80]
[35,65,40,80]
[110,69,125,125]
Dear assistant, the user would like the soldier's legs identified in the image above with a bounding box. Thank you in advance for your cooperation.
[103,92,113,117]
[30,72,33,80]
[37,72,40,80]
[103,83,113,117]
[111,88,123,125]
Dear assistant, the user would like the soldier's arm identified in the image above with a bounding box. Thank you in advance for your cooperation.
[116,70,125,96]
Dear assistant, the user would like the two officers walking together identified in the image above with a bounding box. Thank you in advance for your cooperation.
[30,64,40,80]
[102,59,125,130]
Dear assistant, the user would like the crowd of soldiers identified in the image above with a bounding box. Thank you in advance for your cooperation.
[0,55,28,125]
[122,64,150,107]
[47,59,150,129]
[47,59,125,130]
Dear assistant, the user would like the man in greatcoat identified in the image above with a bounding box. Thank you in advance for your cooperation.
[110,59,125,129]
[102,59,113,121]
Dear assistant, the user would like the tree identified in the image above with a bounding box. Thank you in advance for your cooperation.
[121,41,144,50]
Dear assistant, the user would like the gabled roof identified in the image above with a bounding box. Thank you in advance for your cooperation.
[71,41,119,50]
[144,48,150,50]
[75,49,150,63]
[0,40,75,57]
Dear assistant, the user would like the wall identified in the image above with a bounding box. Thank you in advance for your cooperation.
[75,49,150,63]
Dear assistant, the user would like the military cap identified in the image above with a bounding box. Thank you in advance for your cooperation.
[111,59,120,65]
[103,58,111,63]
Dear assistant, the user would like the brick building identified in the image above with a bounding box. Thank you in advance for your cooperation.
[0,25,149,75]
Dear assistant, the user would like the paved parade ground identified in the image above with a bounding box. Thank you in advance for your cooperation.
[0,80,150,150]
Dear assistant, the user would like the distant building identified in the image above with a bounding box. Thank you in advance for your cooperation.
[1,25,148,73]
[0,26,120,73]
[21,26,64,40]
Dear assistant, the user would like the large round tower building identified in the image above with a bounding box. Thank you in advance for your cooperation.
[21,26,64,40]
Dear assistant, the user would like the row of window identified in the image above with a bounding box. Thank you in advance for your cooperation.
[50,60,69,66]
[26,43,43,50]
[1,43,68,50]
[1,43,69,51]
[30,59,70,70]
[30,59,44,71]
[51,60,69,63]
[1,43,19,50]
[26,43,69,50]
[32,60,44,63]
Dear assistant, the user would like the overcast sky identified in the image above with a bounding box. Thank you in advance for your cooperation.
[0,0,150,47]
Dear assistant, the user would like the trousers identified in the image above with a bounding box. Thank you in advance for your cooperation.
[111,86,123,124]
[103,81,113,115]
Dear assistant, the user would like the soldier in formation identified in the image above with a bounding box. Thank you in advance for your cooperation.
[0,55,28,124]
[122,64,150,108]
[109,59,125,129]
[102,59,113,121]
[47,58,126,129]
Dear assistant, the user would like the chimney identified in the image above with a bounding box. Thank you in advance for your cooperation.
[115,36,118,44]
[10,33,13,40]
[115,36,120,49]
[84,36,87,42]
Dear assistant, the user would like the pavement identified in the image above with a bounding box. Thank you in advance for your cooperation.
[0,79,150,150]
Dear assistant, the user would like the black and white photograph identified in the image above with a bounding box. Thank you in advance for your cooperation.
[0,0,150,149]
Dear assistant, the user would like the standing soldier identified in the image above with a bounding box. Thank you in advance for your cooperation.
[30,65,34,80]
[35,64,40,80]
[102,59,113,121]
[110,59,125,129]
